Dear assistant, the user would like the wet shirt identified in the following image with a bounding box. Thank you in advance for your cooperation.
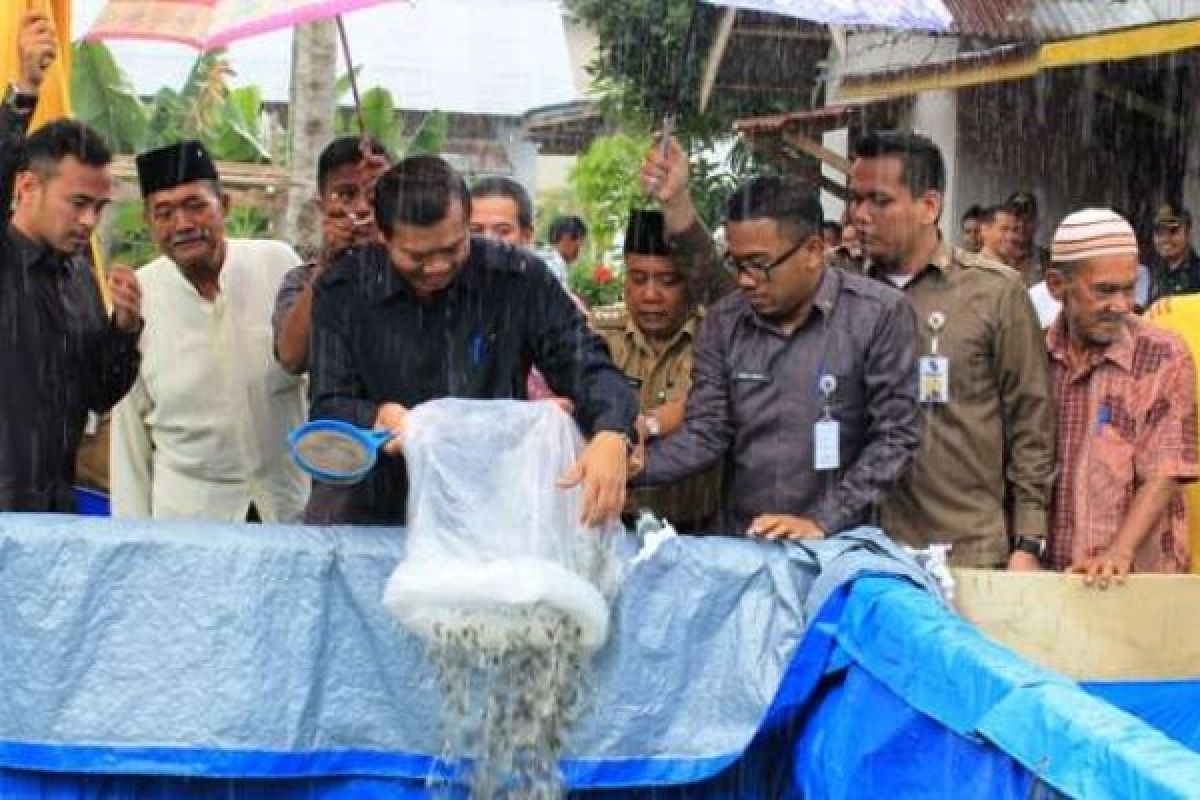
[868,245,1056,567]
[639,266,920,536]
[595,305,721,529]
[0,104,141,511]
[1047,315,1196,573]
[1149,249,1200,304]
[309,237,638,524]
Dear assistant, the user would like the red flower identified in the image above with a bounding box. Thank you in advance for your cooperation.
[593,264,614,284]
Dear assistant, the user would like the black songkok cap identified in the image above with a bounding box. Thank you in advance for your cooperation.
[623,209,670,257]
[135,140,220,198]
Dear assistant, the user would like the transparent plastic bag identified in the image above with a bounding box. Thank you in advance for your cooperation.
[382,398,622,651]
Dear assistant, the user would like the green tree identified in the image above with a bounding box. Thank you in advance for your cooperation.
[333,81,449,158]
[71,41,147,153]
[566,0,812,142]
[569,132,652,253]
[71,41,270,162]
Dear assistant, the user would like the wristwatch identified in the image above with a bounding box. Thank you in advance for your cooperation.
[4,84,38,115]
[1012,534,1047,560]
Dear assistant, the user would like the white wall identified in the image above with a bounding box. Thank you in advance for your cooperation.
[912,90,959,242]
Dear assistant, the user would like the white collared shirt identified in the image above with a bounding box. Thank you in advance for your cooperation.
[111,239,309,522]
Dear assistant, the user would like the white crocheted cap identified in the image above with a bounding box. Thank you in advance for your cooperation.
[1051,208,1138,264]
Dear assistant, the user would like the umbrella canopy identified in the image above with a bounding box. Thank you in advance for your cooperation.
[84,0,403,50]
[702,0,954,31]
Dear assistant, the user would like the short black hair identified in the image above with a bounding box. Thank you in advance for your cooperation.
[981,204,1016,224]
[961,204,985,223]
[726,174,823,242]
[852,131,945,197]
[548,215,587,242]
[471,176,534,230]
[821,220,843,239]
[373,155,471,236]
[18,119,112,178]
[317,136,391,195]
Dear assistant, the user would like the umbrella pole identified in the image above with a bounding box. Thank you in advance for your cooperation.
[335,15,367,136]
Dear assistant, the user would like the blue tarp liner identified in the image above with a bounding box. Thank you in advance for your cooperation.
[0,515,1198,799]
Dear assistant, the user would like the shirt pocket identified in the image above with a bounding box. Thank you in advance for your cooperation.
[729,368,775,427]
[1084,411,1138,518]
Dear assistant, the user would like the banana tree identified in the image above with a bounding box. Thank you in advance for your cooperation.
[71,41,271,162]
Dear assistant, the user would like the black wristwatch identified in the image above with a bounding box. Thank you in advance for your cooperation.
[4,84,38,115]
[1012,534,1047,560]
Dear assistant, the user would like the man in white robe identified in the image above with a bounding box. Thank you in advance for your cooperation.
[111,141,308,522]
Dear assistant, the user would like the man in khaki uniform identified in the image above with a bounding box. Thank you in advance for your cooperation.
[595,209,720,532]
[849,132,1055,568]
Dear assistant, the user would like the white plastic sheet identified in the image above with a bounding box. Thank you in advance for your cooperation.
[383,399,622,650]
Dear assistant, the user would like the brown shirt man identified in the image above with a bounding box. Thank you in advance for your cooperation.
[868,244,1056,566]
[595,304,720,529]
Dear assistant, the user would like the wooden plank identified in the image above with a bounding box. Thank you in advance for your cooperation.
[781,129,852,175]
[952,569,1200,680]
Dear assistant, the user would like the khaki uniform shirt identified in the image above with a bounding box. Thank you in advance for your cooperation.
[868,245,1056,567]
[595,305,721,529]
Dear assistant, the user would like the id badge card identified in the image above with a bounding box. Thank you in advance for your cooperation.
[814,419,840,471]
[919,356,950,404]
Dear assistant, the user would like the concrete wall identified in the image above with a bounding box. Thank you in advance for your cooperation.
[911,90,960,243]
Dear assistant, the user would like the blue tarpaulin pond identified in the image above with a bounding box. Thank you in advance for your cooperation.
[0,515,1197,799]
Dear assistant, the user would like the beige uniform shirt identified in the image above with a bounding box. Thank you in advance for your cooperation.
[595,305,721,529]
[869,245,1056,566]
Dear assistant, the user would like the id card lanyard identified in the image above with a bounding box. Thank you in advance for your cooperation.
[814,374,840,471]
[919,311,950,405]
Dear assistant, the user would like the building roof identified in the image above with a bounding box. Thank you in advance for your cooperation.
[73,0,580,116]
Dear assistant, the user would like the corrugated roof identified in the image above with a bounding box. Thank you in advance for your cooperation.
[948,0,1200,40]
[733,99,903,133]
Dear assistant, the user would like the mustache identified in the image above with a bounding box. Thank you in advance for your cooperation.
[169,231,210,248]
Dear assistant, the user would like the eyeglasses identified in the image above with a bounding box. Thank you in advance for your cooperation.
[722,238,808,282]
[1155,223,1183,235]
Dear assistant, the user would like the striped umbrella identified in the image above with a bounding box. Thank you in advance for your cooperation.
[84,0,409,130]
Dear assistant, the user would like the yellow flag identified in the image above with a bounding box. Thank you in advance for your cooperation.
[0,0,73,128]
[1146,294,1200,575]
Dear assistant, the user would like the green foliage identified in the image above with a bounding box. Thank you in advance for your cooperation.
[71,41,147,153]
[333,76,448,158]
[212,86,272,163]
[106,201,157,267]
[569,257,624,308]
[226,205,272,238]
[70,41,270,162]
[565,0,812,149]
[568,132,652,253]
[406,110,449,157]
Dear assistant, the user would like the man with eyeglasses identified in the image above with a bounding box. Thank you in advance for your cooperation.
[1148,200,1200,304]
[308,155,638,527]
[850,132,1055,570]
[110,141,308,522]
[629,173,920,540]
